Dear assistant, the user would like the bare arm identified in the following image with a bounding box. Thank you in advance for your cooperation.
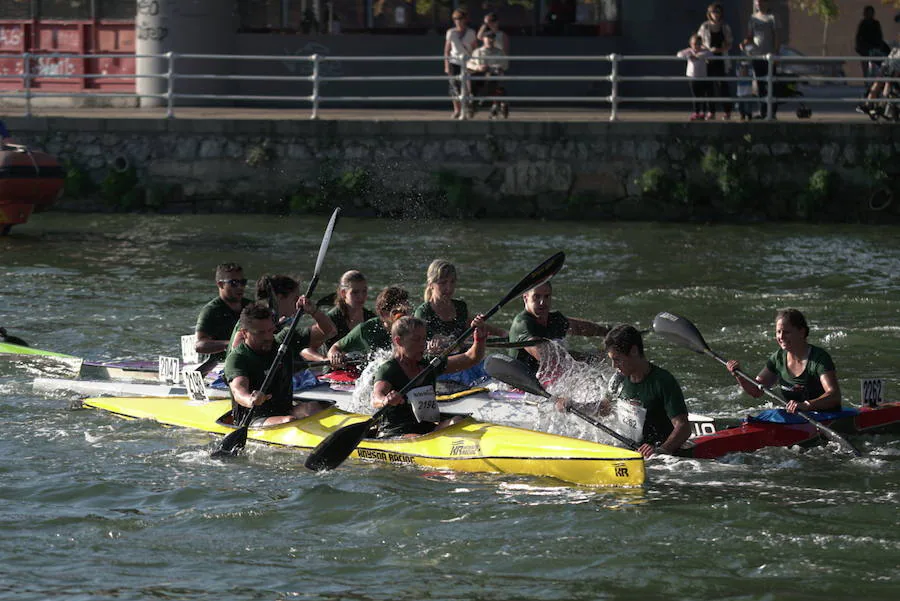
[788,371,841,413]
[657,413,691,455]
[195,331,228,355]
[446,315,486,373]
[372,380,404,410]
[228,375,271,409]
[567,318,610,338]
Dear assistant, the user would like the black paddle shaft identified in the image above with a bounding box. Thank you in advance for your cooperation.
[482,354,641,451]
[651,311,862,457]
[304,251,567,472]
[212,208,341,458]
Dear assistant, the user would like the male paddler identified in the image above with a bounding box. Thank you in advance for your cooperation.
[195,262,252,361]
[559,325,690,458]
[224,302,330,428]
[508,281,611,374]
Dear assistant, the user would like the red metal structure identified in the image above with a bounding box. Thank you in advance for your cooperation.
[0,6,135,93]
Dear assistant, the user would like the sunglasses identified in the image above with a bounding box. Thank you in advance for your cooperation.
[218,278,248,287]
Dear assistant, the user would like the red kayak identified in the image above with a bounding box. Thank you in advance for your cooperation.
[684,402,900,459]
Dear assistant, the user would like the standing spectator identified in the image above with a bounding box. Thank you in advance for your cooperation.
[741,0,779,119]
[734,58,757,121]
[478,12,509,56]
[444,9,477,120]
[855,5,889,86]
[466,31,510,119]
[697,2,734,120]
[0,120,12,145]
[677,35,714,121]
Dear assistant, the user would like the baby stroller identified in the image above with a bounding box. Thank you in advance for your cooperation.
[467,66,509,119]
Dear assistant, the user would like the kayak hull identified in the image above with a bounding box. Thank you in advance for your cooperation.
[81,396,645,488]
[684,403,900,459]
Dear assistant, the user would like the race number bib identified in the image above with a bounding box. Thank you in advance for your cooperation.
[182,369,209,403]
[158,356,180,384]
[860,378,885,408]
[180,334,208,365]
[613,399,646,444]
[407,385,440,423]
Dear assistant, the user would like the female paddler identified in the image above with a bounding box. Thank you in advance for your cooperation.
[372,314,486,437]
[414,259,506,352]
[304,270,376,362]
[726,308,842,414]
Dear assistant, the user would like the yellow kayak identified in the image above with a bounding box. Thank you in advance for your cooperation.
[82,396,645,488]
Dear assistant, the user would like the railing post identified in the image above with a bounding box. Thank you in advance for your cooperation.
[609,53,619,122]
[765,53,775,121]
[311,54,320,120]
[165,51,176,119]
[23,53,32,118]
[459,58,470,120]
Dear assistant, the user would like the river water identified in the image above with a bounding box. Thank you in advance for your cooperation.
[2,213,899,601]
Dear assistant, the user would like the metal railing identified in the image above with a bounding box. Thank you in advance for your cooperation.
[0,51,895,120]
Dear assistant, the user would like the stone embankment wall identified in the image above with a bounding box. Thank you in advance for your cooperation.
[7,117,900,222]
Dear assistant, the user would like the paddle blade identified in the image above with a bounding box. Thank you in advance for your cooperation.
[652,312,711,355]
[305,418,374,471]
[484,354,552,399]
[495,252,566,310]
[211,426,249,459]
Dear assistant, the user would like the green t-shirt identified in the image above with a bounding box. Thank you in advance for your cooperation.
[325,305,376,349]
[414,299,469,339]
[619,363,687,446]
[223,327,312,424]
[508,310,570,373]
[336,316,392,355]
[195,296,252,361]
[373,355,448,436]
[765,345,836,404]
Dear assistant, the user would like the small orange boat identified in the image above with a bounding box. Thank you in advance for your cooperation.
[0,143,65,235]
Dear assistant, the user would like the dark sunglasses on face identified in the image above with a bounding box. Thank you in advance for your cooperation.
[219,278,248,287]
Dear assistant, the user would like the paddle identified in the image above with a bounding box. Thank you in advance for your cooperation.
[651,311,862,457]
[211,207,341,458]
[0,327,29,347]
[304,251,567,471]
[483,354,641,451]
[316,292,337,309]
[484,337,548,349]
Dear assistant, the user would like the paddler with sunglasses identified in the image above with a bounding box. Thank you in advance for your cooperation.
[195,262,253,362]
[327,286,412,368]
[225,302,332,427]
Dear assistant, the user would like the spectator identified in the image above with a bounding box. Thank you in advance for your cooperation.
[741,0,779,119]
[677,34,714,121]
[0,120,11,145]
[466,31,510,119]
[697,2,734,120]
[444,9,477,120]
[477,12,509,56]
[857,14,900,119]
[855,6,890,85]
[734,59,757,121]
